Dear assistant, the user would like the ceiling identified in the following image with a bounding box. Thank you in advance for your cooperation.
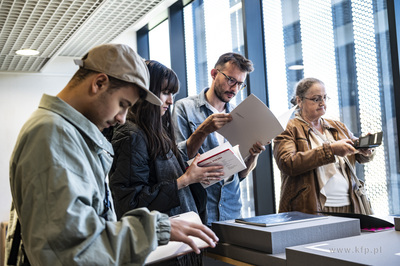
[0,0,173,73]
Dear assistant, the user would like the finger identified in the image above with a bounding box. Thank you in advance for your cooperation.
[183,235,201,254]
[344,139,354,145]
[255,141,264,148]
[345,143,356,151]
[205,173,224,180]
[249,147,260,155]
[191,154,201,165]
[203,165,224,172]
[210,171,224,177]
[249,148,255,156]
[254,146,264,153]
[207,176,222,181]
[211,113,232,120]
[201,179,211,185]
[190,224,219,244]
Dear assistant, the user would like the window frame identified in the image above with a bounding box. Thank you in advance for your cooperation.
[137,0,400,216]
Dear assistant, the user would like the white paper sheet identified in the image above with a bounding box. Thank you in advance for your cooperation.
[145,212,208,264]
[217,94,284,159]
[277,105,297,130]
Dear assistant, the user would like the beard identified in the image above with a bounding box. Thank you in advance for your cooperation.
[214,80,234,103]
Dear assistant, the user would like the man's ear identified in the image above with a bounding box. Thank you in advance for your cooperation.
[211,68,218,80]
[91,73,109,94]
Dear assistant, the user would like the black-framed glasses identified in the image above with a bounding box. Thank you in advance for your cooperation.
[216,69,247,91]
[303,95,330,103]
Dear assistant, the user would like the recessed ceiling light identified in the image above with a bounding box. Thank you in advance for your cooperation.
[288,64,304,70]
[16,49,40,56]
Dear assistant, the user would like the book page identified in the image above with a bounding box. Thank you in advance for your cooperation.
[217,94,284,159]
[187,142,246,188]
[145,212,208,264]
[277,105,297,130]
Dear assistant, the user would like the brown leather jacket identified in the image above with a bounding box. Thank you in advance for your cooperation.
[273,116,374,214]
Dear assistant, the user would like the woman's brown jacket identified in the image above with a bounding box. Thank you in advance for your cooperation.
[273,116,374,214]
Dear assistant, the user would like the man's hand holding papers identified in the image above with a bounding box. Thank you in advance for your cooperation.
[186,113,232,159]
[217,94,284,159]
[185,94,288,187]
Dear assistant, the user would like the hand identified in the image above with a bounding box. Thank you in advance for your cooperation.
[248,141,267,157]
[357,147,375,156]
[178,154,224,188]
[330,139,356,157]
[198,113,232,135]
[239,141,266,178]
[169,218,219,254]
[186,113,232,158]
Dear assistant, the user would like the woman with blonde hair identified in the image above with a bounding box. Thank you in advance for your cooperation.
[274,77,375,214]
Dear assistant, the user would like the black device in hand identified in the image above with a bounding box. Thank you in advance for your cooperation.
[353,131,383,149]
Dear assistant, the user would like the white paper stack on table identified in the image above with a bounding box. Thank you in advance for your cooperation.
[145,212,209,265]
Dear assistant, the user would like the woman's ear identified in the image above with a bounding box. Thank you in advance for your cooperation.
[296,96,302,108]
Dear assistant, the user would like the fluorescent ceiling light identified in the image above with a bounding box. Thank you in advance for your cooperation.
[288,64,304,70]
[16,49,40,56]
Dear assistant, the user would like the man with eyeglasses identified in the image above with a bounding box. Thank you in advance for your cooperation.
[172,53,265,226]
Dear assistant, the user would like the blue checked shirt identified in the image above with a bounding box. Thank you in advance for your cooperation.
[172,88,243,226]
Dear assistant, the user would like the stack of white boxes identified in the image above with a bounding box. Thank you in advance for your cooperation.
[211,215,361,265]
[284,216,400,265]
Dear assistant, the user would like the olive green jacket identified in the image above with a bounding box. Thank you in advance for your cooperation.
[5,94,170,266]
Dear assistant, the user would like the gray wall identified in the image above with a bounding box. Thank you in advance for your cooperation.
[0,56,77,222]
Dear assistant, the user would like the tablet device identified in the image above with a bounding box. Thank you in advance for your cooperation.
[353,131,382,149]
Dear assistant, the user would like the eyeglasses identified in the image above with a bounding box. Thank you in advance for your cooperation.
[216,69,247,91]
[303,95,330,103]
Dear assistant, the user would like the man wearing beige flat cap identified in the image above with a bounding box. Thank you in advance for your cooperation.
[5,43,218,266]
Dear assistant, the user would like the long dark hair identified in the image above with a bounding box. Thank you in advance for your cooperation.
[127,60,180,160]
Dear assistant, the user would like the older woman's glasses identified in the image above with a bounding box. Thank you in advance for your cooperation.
[216,69,247,91]
[303,95,330,103]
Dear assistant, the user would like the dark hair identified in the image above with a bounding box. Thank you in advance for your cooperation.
[127,60,180,160]
[291,77,324,106]
[70,67,134,92]
[214,52,254,73]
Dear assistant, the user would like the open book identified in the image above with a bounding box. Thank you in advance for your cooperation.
[187,142,246,188]
[145,212,209,264]
[217,94,287,159]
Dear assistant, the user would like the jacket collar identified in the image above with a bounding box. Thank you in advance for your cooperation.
[39,94,114,155]
[295,112,339,138]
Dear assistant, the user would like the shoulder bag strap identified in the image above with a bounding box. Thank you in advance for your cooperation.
[7,219,21,265]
